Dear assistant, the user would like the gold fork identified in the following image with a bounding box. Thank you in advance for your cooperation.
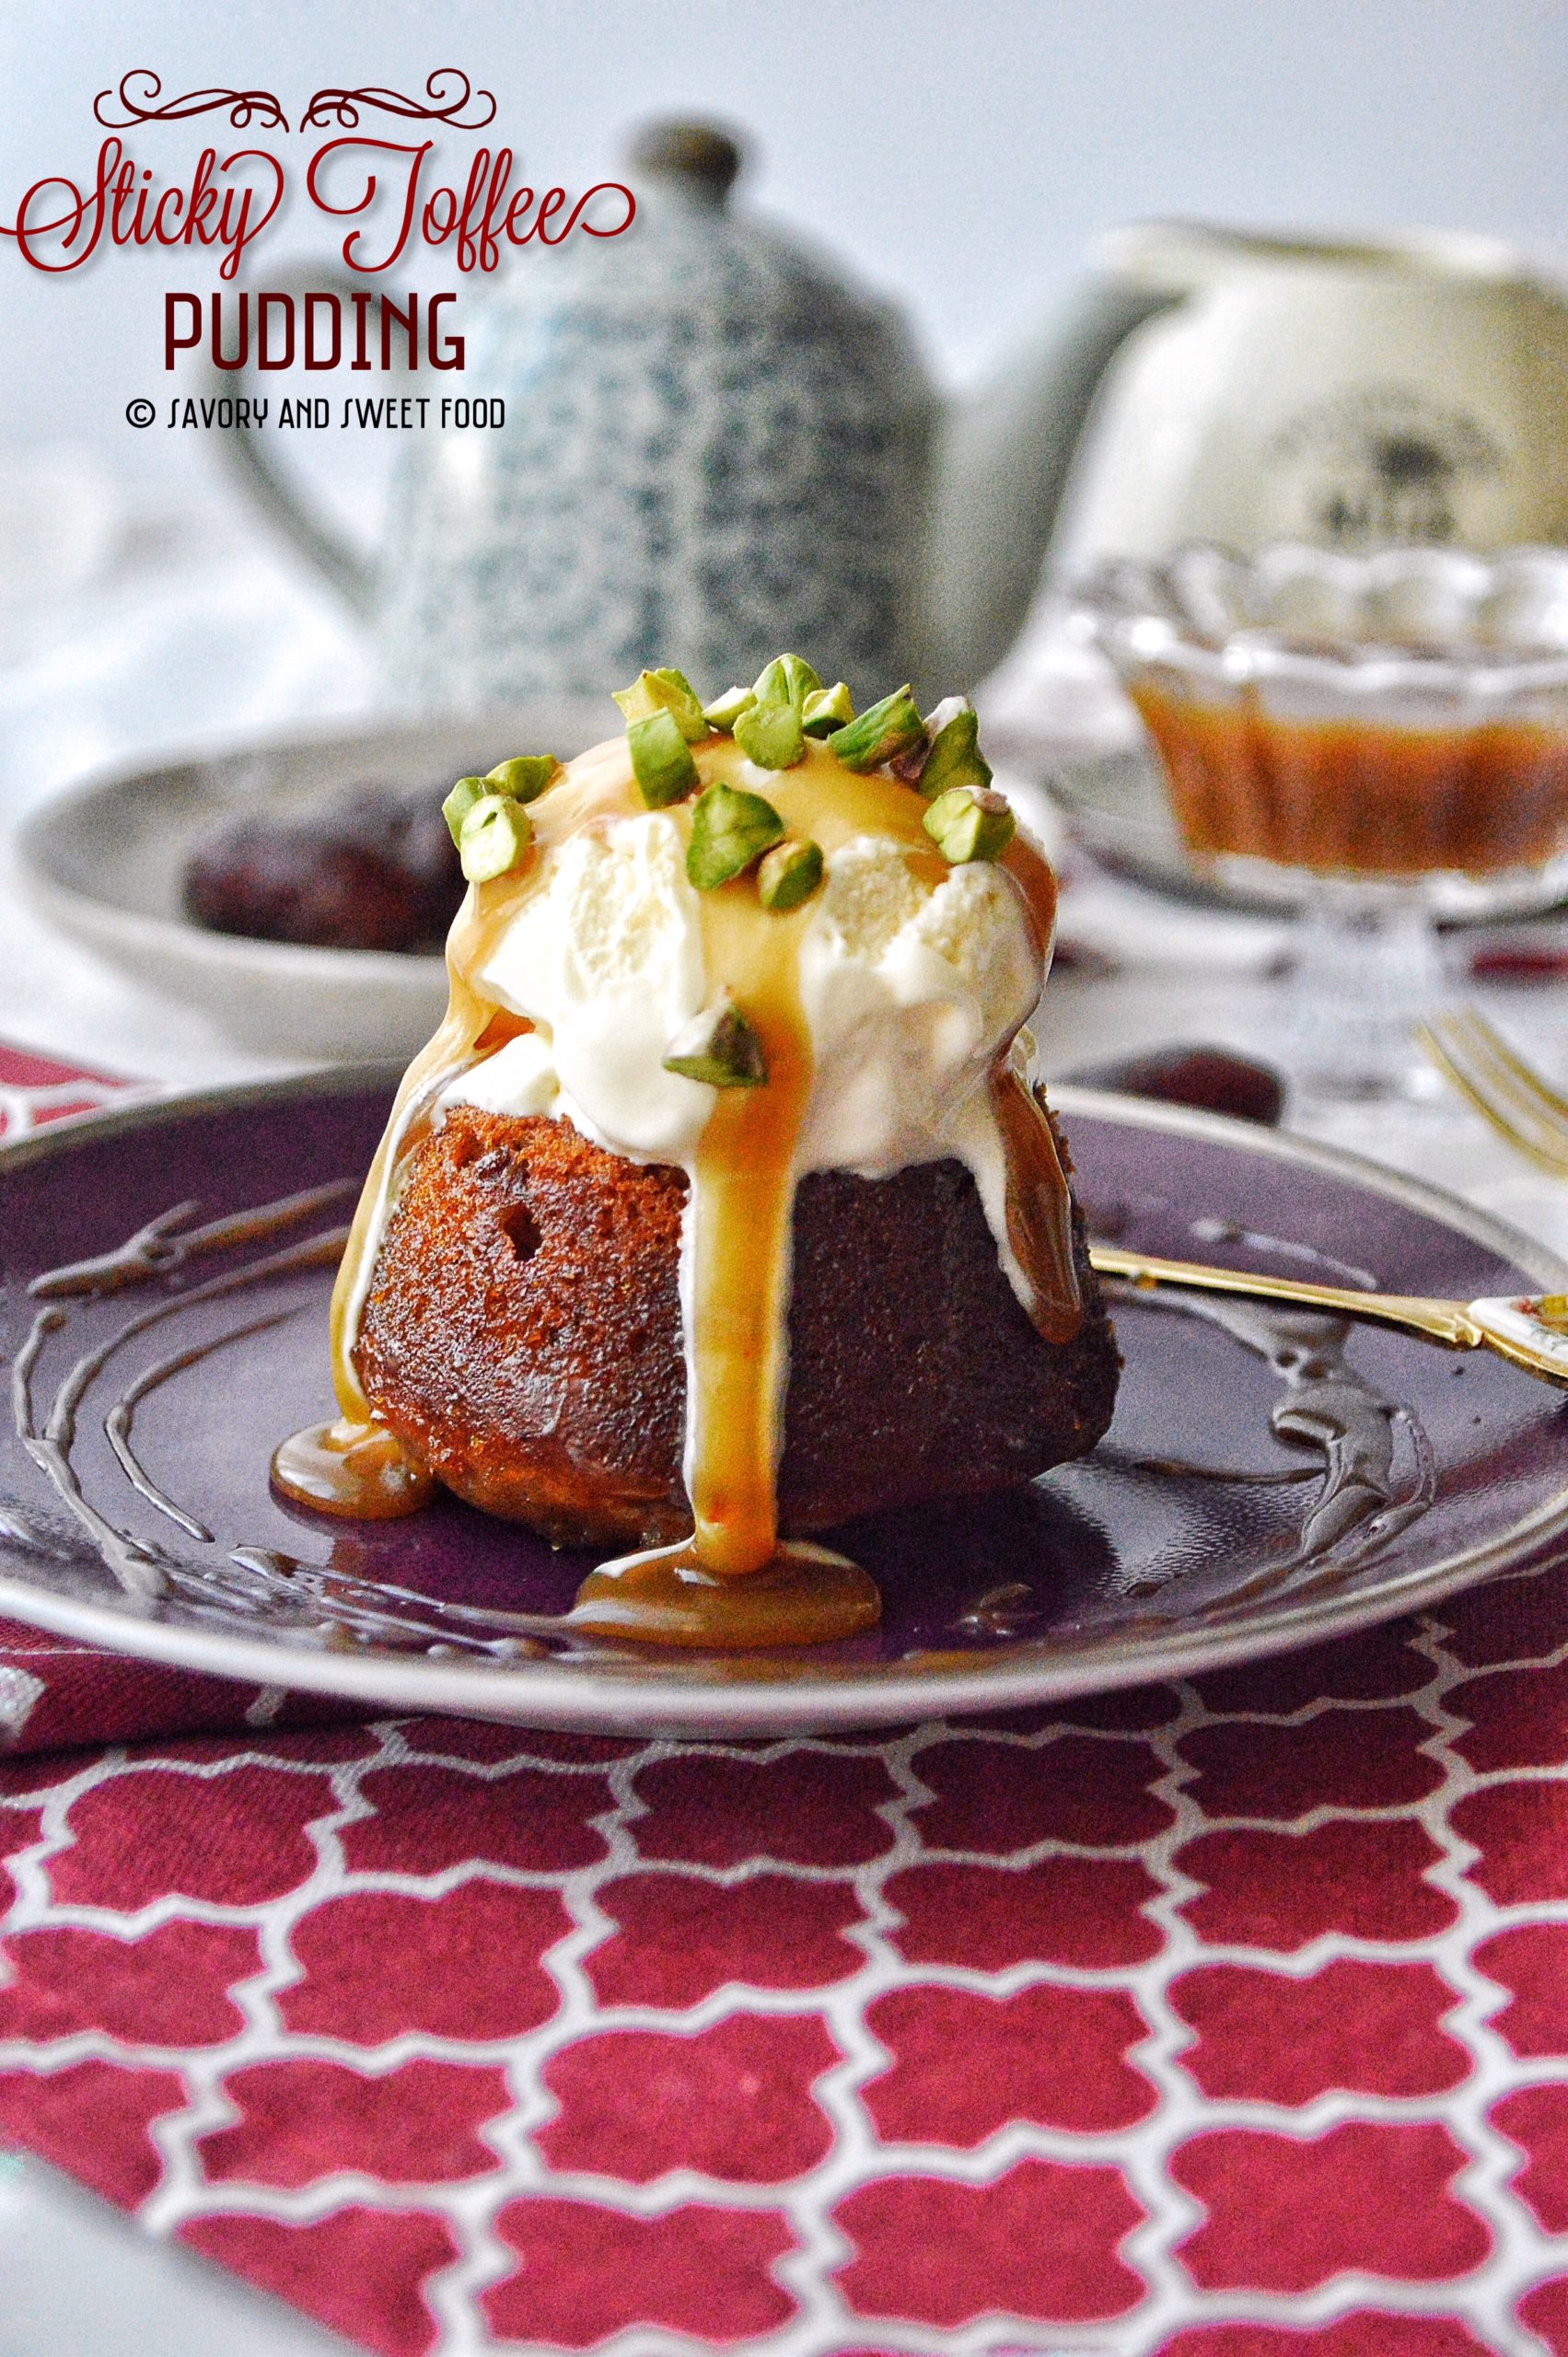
[1416,1006,1568,1178]
[1089,1244,1568,1387]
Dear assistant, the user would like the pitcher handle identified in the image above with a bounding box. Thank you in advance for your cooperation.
[922,272,1187,691]
[203,264,377,619]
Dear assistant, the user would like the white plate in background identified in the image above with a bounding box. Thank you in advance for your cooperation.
[13,702,606,1062]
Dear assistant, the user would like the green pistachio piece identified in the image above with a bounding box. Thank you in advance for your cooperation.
[757,837,825,911]
[662,995,768,1087]
[751,652,823,711]
[734,697,806,771]
[628,709,701,807]
[459,793,534,882]
[827,685,926,772]
[703,684,756,731]
[891,694,960,783]
[442,774,492,846]
[802,680,854,736]
[923,783,1016,864]
[686,781,785,889]
[485,754,563,804]
[914,699,993,798]
[613,667,709,742]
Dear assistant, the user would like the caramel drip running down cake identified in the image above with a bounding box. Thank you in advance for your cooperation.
[273,660,1121,1646]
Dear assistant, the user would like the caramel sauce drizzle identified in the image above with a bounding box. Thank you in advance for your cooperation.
[990,822,1081,1347]
[272,1417,435,1520]
[277,732,1081,1647]
[683,742,956,1579]
[988,1062,1081,1345]
[685,848,813,1573]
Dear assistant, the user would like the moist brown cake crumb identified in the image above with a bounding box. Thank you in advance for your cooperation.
[355,1105,1120,1550]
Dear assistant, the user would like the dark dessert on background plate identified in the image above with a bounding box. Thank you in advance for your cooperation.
[183,785,460,952]
[1068,1044,1286,1127]
[273,659,1121,1646]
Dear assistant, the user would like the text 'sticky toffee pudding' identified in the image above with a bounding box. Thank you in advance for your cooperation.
[273,659,1121,1647]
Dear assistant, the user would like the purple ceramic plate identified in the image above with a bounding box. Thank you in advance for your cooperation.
[3,1072,1566,1735]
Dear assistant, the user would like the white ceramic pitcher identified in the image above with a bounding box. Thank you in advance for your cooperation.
[1053,221,1568,570]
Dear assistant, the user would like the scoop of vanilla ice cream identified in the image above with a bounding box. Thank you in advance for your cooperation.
[796,838,1039,1176]
[442,812,1040,1181]
[459,811,714,1163]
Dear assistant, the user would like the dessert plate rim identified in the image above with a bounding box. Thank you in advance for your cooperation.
[3,1068,1565,1735]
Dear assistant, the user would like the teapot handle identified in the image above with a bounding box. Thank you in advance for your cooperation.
[924,273,1187,689]
[203,264,377,619]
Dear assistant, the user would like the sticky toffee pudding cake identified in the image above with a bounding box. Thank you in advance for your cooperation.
[273,662,1121,1645]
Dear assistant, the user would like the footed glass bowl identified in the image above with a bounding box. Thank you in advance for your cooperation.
[1070,543,1568,1101]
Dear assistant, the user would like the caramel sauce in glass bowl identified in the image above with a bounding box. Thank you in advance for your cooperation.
[1072,544,1568,1102]
[1132,690,1568,879]
[1075,543,1568,887]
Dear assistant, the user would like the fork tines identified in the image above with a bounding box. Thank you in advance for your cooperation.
[1418,1006,1568,1178]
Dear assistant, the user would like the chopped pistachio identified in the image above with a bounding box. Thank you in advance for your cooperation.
[802,680,854,736]
[686,780,785,889]
[923,783,1016,864]
[459,793,534,882]
[662,995,768,1087]
[442,774,492,847]
[827,685,926,772]
[758,837,825,911]
[703,684,756,731]
[924,693,970,734]
[751,652,822,710]
[914,699,993,798]
[628,709,701,807]
[485,754,563,804]
[734,697,806,771]
[613,666,709,742]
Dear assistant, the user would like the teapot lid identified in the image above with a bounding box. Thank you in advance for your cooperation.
[479,114,924,366]
[627,119,745,209]
[471,115,926,427]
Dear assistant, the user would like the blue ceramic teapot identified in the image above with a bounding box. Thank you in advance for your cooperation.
[220,122,1173,706]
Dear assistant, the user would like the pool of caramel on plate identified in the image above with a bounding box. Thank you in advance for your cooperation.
[273,736,1078,1648]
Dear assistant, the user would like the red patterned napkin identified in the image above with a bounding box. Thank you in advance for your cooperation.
[4,1047,1568,2354]
[0,1042,138,1137]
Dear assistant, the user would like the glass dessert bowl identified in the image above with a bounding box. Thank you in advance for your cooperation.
[1070,542,1568,1100]
[271,657,1121,1650]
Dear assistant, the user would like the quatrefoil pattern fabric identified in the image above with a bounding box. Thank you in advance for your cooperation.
[4,1582,1568,2355]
